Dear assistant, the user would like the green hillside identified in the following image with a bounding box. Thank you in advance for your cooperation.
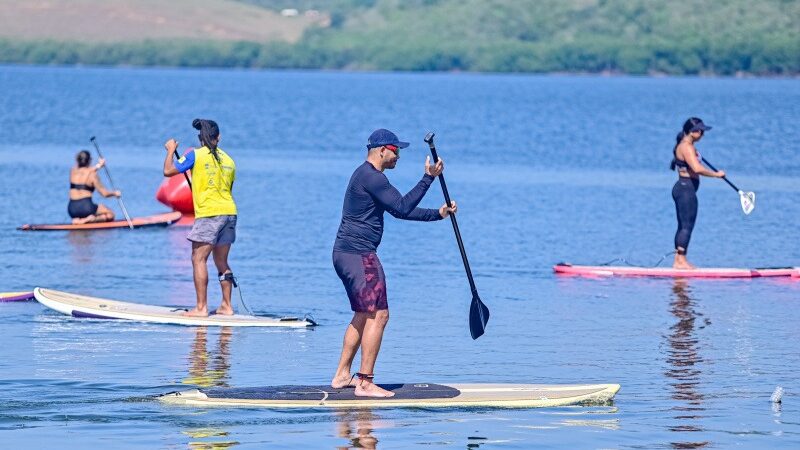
[1,0,798,75]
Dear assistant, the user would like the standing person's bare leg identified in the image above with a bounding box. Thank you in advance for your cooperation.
[212,244,234,315]
[332,313,367,388]
[355,310,394,397]
[185,242,213,317]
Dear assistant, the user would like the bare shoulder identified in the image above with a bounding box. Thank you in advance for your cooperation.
[676,140,695,158]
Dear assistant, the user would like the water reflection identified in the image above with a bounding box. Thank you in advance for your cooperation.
[67,230,99,265]
[666,280,710,448]
[182,428,239,450]
[183,327,232,388]
[181,327,237,449]
[336,410,382,449]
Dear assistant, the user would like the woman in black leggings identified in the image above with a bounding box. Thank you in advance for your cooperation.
[670,118,725,269]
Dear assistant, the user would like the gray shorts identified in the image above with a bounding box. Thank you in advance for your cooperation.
[187,215,237,245]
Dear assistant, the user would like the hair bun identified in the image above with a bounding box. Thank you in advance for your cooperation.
[192,119,203,130]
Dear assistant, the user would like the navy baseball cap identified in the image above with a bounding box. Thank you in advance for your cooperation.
[689,120,712,132]
[366,129,410,150]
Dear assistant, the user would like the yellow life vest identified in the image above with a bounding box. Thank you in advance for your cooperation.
[185,146,237,218]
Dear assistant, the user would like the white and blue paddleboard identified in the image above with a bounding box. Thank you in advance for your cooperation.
[33,287,315,328]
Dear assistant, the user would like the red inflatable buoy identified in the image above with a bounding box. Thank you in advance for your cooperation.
[156,174,193,214]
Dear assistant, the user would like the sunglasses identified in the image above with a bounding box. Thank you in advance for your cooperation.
[384,144,399,153]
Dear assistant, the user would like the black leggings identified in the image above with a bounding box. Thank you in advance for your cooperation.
[672,177,700,253]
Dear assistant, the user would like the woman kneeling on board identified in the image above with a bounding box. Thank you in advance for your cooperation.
[163,119,238,317]
[670,117,725,269]
[68,150,121,224]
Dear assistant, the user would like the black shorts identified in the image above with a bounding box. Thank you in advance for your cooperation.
[67,198,98,219]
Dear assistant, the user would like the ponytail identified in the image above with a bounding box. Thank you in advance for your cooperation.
[192,118,221,164]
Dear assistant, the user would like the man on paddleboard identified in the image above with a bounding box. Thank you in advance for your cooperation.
[331,129,457,397]
[163,119,238,317]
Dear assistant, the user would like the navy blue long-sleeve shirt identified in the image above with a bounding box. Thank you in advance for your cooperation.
[334,162,443,253]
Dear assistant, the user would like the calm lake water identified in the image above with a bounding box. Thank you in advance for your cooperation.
[1,65,799,448]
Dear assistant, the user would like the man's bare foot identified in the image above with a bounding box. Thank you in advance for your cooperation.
[182,307,209,317]
[215,305,234,315]
[354,380,395,398]
[331,374,356,389]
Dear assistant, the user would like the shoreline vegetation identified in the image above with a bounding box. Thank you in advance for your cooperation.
[0,0,797,76]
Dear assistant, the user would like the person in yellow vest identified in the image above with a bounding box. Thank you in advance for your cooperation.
[163,119,238,317]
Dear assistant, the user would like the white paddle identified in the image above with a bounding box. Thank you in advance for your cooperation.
[701,157,755,215]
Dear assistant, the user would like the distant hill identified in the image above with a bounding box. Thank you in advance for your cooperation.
[0,0,327,43]
[0,0,798,75]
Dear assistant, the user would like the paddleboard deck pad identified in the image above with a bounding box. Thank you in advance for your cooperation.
[0,291,35,302]
[159,383,620,408]
[18,211,182,231]
[33,288,315,328]
[554,263,800,279]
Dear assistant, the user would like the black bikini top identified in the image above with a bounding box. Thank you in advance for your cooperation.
[672,158,690,170]
[70,182,94,192]
[671,147,697,171]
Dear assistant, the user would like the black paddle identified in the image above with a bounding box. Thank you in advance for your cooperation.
[89,136,134,229]
[700,157,755,215]
[171,142,193,189]
[424,132,489,339]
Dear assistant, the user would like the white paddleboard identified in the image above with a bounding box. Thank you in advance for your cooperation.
[159,383,620,408]
[33,287,315,328]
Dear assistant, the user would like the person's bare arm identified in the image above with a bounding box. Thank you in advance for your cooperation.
[163,139,180,177]
[92,172,120,197]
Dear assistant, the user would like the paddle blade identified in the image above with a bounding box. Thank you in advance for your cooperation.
[469,294,490,340]
[739,190,755,215]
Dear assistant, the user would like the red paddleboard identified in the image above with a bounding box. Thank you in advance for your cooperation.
[554,263,800,279]
[18,211,182,231]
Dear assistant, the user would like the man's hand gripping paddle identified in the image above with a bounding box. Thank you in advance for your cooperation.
[424,132,489,339]
[701,157,755,215]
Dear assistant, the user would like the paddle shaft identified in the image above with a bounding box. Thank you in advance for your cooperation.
[90,137,134,228]
[426,144,478,294]
[701,157,740,192]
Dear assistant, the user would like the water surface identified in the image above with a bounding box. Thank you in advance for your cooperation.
[1,66,799,448]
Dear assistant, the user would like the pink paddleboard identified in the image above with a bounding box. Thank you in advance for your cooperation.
[554,263,800,279]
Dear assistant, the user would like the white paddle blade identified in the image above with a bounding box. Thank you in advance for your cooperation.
[739,190,755,215]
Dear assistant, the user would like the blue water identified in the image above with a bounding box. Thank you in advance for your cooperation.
[1,65,799,448]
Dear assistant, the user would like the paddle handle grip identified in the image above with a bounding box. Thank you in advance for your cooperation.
[425,135,478,294]
[701,157,739,192]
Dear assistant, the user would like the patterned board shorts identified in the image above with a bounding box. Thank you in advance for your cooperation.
[333,251,387,313]
[187,215,237,245]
